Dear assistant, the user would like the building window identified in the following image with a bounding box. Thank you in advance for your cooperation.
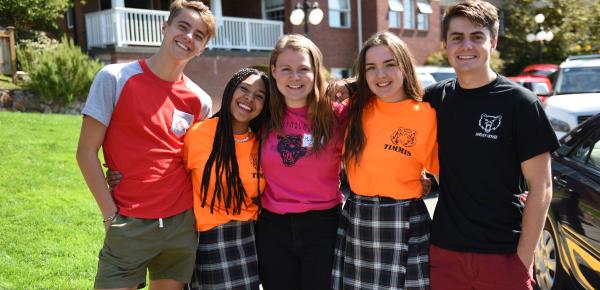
[125,0,152,9]
[403,0,415,29]
[388,0,403,28]
[331,68,351,80]
[329,0,351,28]
[264,0,284,21]
[416,0,432,30]
[100,0,111,10]
[65,8,74,29]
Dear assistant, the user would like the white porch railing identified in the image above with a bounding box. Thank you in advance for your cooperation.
[85,7,283,51]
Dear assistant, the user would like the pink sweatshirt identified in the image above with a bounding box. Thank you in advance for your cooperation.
[260,105,345,214]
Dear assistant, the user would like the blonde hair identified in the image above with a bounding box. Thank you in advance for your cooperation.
[167,0,216,41]
[266,34,336,152]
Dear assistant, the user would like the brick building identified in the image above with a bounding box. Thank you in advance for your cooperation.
[62,0,442,107]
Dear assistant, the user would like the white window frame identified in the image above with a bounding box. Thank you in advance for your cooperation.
[403,0,415,29]
[416,1,432,31]
[65,8,74,29]
[262,0,285,21]
[388,0,403,28]
[328,0,351,28]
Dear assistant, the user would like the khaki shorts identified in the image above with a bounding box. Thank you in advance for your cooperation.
[94,209,197,289]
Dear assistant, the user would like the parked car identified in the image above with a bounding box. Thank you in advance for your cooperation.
[416,66,456,83]
[534,113,600,290]
[521,63,559,78]
[417,71,437,88]
[544,55,600,138]
[508,74,552,104]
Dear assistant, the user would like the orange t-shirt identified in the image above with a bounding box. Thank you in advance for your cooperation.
[346,98,439,200]
[184,117,265,231]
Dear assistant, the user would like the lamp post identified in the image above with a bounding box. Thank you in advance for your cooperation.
[526,13,554,64]
[289,1,324,35]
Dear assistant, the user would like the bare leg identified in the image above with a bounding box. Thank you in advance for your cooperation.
[149,279,184,290]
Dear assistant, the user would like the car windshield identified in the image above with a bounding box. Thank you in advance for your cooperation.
[523,69,554,77]
[555,67,600,95]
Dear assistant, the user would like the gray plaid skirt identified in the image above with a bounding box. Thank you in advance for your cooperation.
[188,220,259,290]
[331,194,431,290]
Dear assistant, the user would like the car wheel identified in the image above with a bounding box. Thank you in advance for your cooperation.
[534,220,565,290]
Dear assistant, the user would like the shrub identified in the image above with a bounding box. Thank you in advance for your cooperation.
[17,35,102,110]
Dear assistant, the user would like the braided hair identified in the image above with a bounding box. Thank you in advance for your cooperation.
[199,68,270,214]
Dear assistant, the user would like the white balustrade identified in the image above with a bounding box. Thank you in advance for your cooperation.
[85,8,283,51]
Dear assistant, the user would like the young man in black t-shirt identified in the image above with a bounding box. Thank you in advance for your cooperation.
[423,1,559,289]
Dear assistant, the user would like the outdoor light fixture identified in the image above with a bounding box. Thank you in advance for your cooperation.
[289,1,324,35]
[526,13,554,63]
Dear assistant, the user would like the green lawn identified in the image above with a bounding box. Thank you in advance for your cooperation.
[0,112,103,289]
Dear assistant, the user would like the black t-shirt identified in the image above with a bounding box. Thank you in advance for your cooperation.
[424,75,559,253]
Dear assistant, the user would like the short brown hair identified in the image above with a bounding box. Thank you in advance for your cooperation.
[167,0,216,41]
[442,0,499,42]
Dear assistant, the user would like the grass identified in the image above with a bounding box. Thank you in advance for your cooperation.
[0,74,21,90]
[0,112,104,289]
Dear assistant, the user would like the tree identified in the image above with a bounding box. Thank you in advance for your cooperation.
[0,0,71,38]
[500,0,600,75]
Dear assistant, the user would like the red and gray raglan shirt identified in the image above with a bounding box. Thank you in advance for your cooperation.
[82,59,212,219]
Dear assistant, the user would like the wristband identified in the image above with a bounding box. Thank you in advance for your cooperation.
[103,211,118,223]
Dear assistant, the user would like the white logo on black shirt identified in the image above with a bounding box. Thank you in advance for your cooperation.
[476,114,502,139]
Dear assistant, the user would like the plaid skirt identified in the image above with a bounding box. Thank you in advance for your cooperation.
[187,220,260,290]
[331,194,431,290]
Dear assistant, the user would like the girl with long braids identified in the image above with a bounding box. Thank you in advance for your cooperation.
[182,68,270,290]
[256,34,347,290]
[331,31,439,290]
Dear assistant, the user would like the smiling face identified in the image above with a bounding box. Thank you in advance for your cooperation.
[445,16,497,78]
[230,74,266,134]
[365,45,407,103]
[271,49,315,108]
[161,8,209,62]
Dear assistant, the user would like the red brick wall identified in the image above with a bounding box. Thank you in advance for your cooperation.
[283,0,442,72]
[285,0,359,70]
[184,53,270,112]
[389,0,442,64]
[109,50,269,112]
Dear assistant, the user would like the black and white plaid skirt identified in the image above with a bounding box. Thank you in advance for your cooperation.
[331,194,431,290]
[188,220,260,290]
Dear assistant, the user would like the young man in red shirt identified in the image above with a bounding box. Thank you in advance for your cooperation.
[76,1,214,289]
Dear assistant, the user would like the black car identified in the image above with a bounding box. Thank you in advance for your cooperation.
[534,114,600,289]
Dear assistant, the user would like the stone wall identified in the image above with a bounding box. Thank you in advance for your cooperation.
[0,89,83,114]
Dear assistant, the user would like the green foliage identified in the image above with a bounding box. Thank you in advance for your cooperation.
[501,0,600,75]
[0,0,71,38]
[17,36,103,110]
[16,32,58,71]
[425,45,450,67]
[425,45,506,74]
